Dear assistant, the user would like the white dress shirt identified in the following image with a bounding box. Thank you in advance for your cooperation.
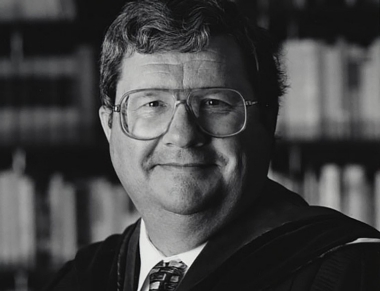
[137,220,207,291]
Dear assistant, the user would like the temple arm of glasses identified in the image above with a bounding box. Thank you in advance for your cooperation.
[113,105,121,112]
[245,100,258,107]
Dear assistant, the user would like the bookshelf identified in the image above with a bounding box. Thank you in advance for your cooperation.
[277,38,380,141]
[0,0,76,22]
[0,33,97,146]
[0,1,103,290]
[270,139,380,227]
[0,0,379,290]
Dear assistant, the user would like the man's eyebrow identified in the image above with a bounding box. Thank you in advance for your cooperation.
[138,58,225,66]
[141,70,173,74]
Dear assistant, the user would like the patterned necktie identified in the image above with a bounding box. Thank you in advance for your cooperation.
[149,259,187,291]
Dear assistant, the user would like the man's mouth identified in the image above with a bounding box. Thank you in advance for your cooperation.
[155,163,215,170]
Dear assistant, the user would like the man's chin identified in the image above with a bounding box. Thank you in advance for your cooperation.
[153,186,222,216]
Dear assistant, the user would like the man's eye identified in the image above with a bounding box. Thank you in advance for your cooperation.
[205,99,221,106]
[202,99,231,107]
[145,100,162,107]
[141,100,167,108]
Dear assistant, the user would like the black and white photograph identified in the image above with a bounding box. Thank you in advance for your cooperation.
[0,0,379,290]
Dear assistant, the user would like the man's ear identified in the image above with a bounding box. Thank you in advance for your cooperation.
[265,108,278,136]
[99,106,112,142]
[260,105,278,136]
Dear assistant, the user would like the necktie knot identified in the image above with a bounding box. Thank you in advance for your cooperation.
[149,259,187,291]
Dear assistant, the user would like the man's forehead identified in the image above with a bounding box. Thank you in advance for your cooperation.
[117,55,231,93]
[126,53,225,69]
[125,51,230,68]
[124,36,241,66]
[116,36,251,97]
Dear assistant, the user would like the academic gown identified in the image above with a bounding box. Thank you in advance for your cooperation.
[43,179,380,291]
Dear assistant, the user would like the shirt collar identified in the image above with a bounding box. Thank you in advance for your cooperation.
[138,219,206,291]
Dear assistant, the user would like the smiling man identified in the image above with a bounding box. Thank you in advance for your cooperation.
[100,36,273,258]
[45,1,380,291]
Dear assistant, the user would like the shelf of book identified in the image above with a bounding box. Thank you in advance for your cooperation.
[0,0,76,22]
[277,38,380,141]
[0,45,97,147]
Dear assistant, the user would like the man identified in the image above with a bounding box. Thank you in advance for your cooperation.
[45,0,380,290]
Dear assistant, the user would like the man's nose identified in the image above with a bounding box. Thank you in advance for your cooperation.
[161,104,208,148]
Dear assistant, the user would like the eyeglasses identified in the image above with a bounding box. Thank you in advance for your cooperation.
[112,88,258,140]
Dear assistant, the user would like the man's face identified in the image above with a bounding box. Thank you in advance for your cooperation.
[100,36,273,222]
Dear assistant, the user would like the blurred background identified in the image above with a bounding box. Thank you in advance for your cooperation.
[0,0,379,290]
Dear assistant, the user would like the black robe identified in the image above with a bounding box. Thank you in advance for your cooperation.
[44,179,380,291]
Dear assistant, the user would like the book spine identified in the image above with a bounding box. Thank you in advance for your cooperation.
[0,172,9,269]
[280,39,323,140]
[17,175,36,268]
[342,165,373,225]
[76,46,96,144]
[302,167,319,206]
[321,40,349,139]
[359,39,380,139]
[374,170,380,230]
[319,164,342,211]
[48,173,77,267]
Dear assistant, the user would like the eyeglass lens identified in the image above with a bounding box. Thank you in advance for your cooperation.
[121,89,246,139]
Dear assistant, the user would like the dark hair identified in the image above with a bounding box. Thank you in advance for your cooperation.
[100,0,285,114]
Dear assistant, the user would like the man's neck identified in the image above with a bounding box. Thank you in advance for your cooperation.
[141,208,231,256]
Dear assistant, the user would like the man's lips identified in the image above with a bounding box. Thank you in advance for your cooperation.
[154,163,215,169]
[147,150,225,170]
[154,163,216,171]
